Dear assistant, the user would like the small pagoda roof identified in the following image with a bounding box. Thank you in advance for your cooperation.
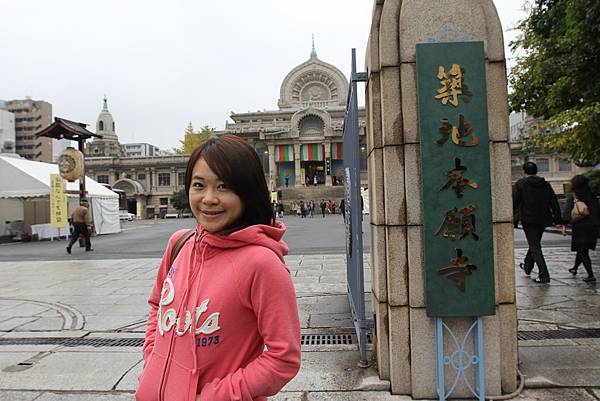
[35,117,103,141]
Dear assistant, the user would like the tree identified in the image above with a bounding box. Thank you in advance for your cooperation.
[178,123,215,154]
[508,0,600,166]
[171,188,189,215]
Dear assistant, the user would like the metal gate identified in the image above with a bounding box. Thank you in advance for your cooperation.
[343,48,372,366]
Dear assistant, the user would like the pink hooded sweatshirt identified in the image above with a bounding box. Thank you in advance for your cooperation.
[135,221,301,401]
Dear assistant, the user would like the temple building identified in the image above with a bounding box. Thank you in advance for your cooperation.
[218,43,367,200]
[85,45,367,218]
[85,98,188,219]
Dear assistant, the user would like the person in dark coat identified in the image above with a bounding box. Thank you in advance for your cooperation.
[513,162,563,283]
[561,174,600,282]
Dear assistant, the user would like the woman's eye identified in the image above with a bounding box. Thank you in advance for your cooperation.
[192,182,204,188]
[217,184,228,190]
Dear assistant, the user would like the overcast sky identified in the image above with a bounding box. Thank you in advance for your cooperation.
[2,1,528,151]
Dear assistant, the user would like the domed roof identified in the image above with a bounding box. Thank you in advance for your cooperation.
[95,96,118,141]
[278,45,349,109]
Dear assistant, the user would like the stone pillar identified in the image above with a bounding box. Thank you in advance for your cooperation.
[142,168,149,192]
[268,144,277,190]
[136,196,145,219]
[366,0,517,398]
[294,143,302,187]
[170,167,177,192]
[324,141,332,186]
[150,168,156,191]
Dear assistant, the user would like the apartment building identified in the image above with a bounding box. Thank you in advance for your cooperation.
[1,98,53,162]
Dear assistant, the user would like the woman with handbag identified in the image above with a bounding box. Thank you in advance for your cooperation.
[561,175,600,282]
[135,135,301,401]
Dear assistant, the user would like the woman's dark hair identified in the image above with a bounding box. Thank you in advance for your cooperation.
[571,174,592,201]
[185,135,274,229]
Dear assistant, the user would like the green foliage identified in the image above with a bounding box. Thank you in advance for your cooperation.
[170,188,189,213]
[509,0,600,166]
[564,169,600,196]
[178,123,215,155]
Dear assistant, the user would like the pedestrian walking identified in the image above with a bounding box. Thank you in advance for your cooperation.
[66,200,92,253]
[320,199,326,218]
[513,161,563,283]
[561,174,600,282]
[340,198,346,220]
[308,200,314,218]
[136,135,300,401]
[300,200,306,218]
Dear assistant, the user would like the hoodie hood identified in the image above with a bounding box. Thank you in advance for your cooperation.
[198,220,288,262]
[523,175,548,187]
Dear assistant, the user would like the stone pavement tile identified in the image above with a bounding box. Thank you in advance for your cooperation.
[520,345,600,387]
[295,270,323,277]
[83,316,145,331]
[517,309,575,325]
[14,317,65,331]
[292,276,320,285]
[0,351,140,391]
[0,390,41,401]
[114,359,142,391]
[270,392,304,401]
[45,295,132,305]
[0,351,40,375]
[309,313,353,328]
[282,351,386,392]
[308,392,412,400]
[96,304,148,316]
[0,317,37,331]
[519,339,578,347]
[514,388,598,401]
[35,392,135,401]
[294,283,346,295]
[0,303,51,316]
[2,330,90,339]
[319,275,347,284]
[297,264,324,270]
[591,388,600,399]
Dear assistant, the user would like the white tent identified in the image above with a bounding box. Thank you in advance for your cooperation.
[0,155,121,235]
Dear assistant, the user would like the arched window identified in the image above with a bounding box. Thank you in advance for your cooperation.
[99,121,104,131]
[112,122,115,131]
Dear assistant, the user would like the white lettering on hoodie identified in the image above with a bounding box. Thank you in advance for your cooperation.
[157,277,220,336]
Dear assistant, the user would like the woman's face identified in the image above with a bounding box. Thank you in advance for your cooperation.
[189,158,244,235]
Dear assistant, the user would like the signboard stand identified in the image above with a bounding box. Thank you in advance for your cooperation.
[435,317,485,400]
[416,41,493,400]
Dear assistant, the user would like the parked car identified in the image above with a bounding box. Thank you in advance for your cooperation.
[119,210,135,221]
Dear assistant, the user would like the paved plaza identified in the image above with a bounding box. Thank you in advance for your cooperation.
[0,237,599,400]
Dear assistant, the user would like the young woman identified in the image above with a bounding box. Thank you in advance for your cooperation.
[561,174,600,282]
[136,135,301,401]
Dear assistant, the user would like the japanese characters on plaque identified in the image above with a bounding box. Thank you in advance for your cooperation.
[50,174,69,228]
[416,42,495,317]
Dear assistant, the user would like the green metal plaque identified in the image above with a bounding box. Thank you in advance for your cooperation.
[416,41,495,317]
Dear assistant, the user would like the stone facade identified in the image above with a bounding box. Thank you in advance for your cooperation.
[366,0,517,397]
[85,154,187,219]
[217,46,367,199]
[84,98,186,218]
[509,111,591,194]
[85,50,369,217]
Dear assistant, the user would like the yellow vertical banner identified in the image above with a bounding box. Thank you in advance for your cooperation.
[50,174,68,228]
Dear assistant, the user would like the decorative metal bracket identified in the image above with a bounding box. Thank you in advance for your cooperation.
[435,317,485,401]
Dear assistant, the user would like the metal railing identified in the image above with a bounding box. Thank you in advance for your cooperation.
[342,48,372,366]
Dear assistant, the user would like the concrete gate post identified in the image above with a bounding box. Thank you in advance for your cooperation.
[365,0,517,398]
